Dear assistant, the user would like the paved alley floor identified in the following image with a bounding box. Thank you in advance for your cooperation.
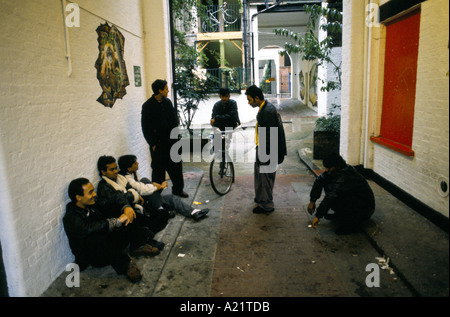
[41,100,448,302]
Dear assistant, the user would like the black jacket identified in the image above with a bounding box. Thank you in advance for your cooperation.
[310,165,375,218]
[96,179,134,218]
[211,99,240,131]
[63,203,115,269]
[141,95,179,149]
[256,101,287,165]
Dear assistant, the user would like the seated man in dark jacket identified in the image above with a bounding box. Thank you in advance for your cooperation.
[96,155,164,251]
[63,178,154,283]
[307,153,375,235]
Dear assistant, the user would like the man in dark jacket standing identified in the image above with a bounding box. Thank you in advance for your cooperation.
[141,79,188,198]
[246,85,287,214]
[308,153,375,235]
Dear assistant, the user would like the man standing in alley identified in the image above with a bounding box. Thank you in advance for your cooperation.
[141,79,188,198]
[246,85,286,214]
[307,153,375,235]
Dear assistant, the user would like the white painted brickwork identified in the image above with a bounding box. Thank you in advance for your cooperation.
[341,0,449,217]
[372,0,449,216]
[0,0,157,296]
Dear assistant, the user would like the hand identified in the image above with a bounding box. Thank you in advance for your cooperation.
[312,217,320,229]
[118,214,129,226]
[138,196,144,205]
[210,118,215,126]
[123,207,136,224]
[161,181,168,189]
[307,202,316,215]
[152,145,156,151]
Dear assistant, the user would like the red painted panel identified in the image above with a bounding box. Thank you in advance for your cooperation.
[380,9,421,149]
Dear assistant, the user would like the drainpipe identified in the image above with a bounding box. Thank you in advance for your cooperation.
[243,0,249,83]
[250,0,283,83]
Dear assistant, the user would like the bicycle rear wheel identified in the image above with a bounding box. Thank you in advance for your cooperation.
[209,157,234,195]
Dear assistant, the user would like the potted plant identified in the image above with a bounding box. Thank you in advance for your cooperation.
[313,113,340,160]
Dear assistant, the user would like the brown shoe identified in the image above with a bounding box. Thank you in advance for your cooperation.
[130,244,160,257]
[126,261,142,283]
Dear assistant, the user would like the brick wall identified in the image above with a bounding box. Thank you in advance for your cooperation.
[372,0,449,216]
[341,0,449,217]
[0,0,165,296]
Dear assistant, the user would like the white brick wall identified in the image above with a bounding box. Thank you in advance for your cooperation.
[0,0,165,296]
[372,0,449,216]
[341,0,449,217]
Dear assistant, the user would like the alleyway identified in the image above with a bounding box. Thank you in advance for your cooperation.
[41,100,448,301]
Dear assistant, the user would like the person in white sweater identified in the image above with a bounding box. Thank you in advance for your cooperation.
[118,155,209,221]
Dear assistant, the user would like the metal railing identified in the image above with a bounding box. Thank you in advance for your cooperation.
[205,67,244,92]
[200,4,241,33]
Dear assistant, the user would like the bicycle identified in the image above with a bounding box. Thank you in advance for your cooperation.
[202,2,238,33]
[208,129,235,195]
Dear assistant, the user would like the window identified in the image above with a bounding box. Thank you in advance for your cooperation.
[371,8,421,157]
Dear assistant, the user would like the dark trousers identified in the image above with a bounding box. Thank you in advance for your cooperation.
[330,202,374,228]
[80,223,147,274]
[254,149,276,211]
[150,145,184,194]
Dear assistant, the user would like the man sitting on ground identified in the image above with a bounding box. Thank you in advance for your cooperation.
[64,178,146,283]
[307,153,375,235]
[96,155,164,251]
[118,154,209,222]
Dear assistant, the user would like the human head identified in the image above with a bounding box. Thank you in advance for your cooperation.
[323,153,347,172]
[219,88,230,104]
[118,154,138,174]
[152,79,168,97]
[245,85,264,108]
[68,177,96,208]
[97,155,118,181]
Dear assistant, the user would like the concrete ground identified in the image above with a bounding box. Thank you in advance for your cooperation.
[42,99,448,301]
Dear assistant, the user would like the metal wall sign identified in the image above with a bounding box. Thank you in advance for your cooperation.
[94,23,129,108]
[134,66,142,87]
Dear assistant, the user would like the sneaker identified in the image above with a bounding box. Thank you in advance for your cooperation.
[192,209,209,221]
[130,244,160,257]
[126,261,142,283]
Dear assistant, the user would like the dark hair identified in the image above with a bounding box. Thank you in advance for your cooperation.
[323,153,347,169]
[245,85,264,101]
[118,154,137,175]
[68,178,90,202]
[97,155,116,176]
[152,79,167,95]
[219,88,230,96]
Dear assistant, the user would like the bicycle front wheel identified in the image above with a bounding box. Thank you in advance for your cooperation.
[209,158,234,195]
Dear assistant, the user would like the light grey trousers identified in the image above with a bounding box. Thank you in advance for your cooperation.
[254,150,276,211]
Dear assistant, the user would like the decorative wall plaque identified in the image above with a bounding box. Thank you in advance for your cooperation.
[95,23,129,107]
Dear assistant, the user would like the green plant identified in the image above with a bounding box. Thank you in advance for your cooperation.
[314,115,341,135]
[274,4,342,93]
[274,3,342,133]
[172,0,214,135]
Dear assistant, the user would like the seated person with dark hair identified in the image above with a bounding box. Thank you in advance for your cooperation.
[307,153,375,235]
[63,178,147,283]
[118,154,209,221]
[96,155,164,251]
